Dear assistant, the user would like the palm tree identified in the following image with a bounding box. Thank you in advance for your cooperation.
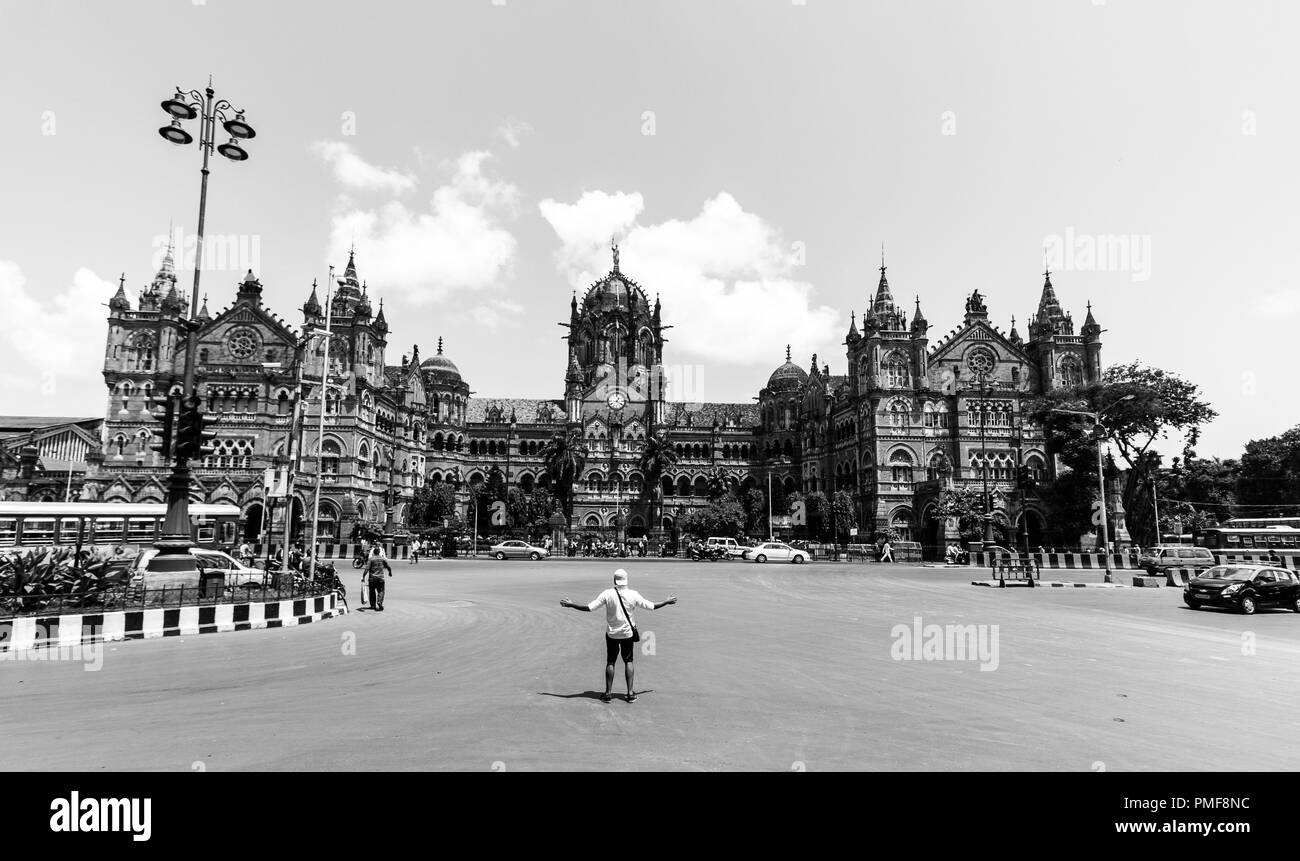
[705,466,734,500]
[637,429,678,535]
[540,430,588,527]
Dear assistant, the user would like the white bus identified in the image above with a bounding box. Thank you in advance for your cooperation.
[0,502,240,552]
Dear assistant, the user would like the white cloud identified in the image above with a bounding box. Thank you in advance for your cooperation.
[538,191,840,367]
[0,258,117,409]
[322,150,519,303]
[448,298,525,332]
[495,118,533,149]
[1253,288,1300,316]
[312,141,417,195]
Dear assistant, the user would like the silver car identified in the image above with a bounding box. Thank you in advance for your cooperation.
[489,540,549,561]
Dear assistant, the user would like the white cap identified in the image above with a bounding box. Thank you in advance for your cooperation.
[613,569,628,585]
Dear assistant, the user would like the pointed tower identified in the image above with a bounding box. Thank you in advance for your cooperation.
[1081,301,1103,382]
[302,278,322,326]
[236,269,263,306]
[109,273,131,315]
[872,252,905,330]
[910,296,930,384]
[565,347,584,425]
[196,294,212,323]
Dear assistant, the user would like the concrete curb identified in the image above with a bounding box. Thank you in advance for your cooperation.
[971,579,1130,589]
[0,593,347,652]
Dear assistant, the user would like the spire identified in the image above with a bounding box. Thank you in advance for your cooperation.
[846,310,860,342]
[873,246,899,322]
[1036,265,1062,321]
[785,344,791,363]
[374,295,387,331]
[437,336,443,355]
[910,295,928,336]
[1082,300,1101,341]
[303,278,321,316]
[337,247,362,299]
[237,268,263,304]
[161,282,184,315]
[110,273,131,312]
[1008,314,1021,345]
[197,293,211,321]
[152,234,178,291]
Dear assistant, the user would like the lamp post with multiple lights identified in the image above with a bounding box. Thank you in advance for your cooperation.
[151,82,256,583]
[1051,394,1136,583]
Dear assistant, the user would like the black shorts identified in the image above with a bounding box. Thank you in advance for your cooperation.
[605,635,634,663]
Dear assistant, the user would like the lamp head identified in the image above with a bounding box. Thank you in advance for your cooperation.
[217,138,250,161]
[160,90,198,120]
[158,119,194,146]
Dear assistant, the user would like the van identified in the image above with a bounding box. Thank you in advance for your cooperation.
[705,537,744,558]
[1138,545,1215,575]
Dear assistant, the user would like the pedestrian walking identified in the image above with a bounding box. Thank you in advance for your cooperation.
[879,539,894,564]
[366,547,393,611]
[409,538,421,564]
[559,569,678,703]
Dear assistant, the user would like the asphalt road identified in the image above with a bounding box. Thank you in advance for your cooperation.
[3,558,1298,771]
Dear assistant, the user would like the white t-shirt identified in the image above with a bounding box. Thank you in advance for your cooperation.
[587,587,654,639]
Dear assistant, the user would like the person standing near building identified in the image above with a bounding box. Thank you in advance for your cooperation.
[559,569,677,703]
[366,547,393,611]
[879,539,894,564]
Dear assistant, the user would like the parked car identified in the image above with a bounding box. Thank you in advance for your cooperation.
[132,548,267,585]
[1140,545,1216,575]
[744,541,808,564]
[1184,564,1300,614]
[705,537,745,558]
[489,540,549,561]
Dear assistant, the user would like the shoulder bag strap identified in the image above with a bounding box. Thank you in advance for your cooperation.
[614,587,634,630]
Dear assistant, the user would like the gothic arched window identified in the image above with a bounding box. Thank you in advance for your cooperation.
[883,351,909,388]
[1058,355,1083,388]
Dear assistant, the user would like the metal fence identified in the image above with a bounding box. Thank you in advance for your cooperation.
[0,574,336,620]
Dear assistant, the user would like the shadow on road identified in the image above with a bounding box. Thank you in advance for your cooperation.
[538,690,655,700]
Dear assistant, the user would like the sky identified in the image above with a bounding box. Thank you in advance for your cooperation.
[0,0,1294,460]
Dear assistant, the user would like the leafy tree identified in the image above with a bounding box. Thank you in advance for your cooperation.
[741,488,768,535]
[931,485,988,540]
[1029,361,1217,541]
[1237,425,1300,515]
[506,486,530,529]
[831,490,856,543]
[705,467,734,500]
[411,481,458,528]
[540,430,588,526]
[679,496,746,539]
[636,429,677,532]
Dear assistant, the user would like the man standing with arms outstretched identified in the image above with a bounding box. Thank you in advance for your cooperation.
[560,569,677,703]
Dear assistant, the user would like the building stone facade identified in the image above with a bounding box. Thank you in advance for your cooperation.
[82,241,1102,549]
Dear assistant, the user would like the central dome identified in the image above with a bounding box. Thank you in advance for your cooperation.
[420,337,462,382]
[766,347,808,390]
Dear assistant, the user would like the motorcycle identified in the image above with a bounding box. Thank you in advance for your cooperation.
[688,544,727,562]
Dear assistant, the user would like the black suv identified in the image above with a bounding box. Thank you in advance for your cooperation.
[1184,564,1300,615]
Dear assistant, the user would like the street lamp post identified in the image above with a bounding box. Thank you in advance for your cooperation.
[768,456,790,540]
[1052,394,1136,583]
[152,82,256,582]
[306,270,338,580]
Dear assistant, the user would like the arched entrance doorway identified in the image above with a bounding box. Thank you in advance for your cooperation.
[1019,509,1046,550]
[243,502,264,543]
[288,497,305,543]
